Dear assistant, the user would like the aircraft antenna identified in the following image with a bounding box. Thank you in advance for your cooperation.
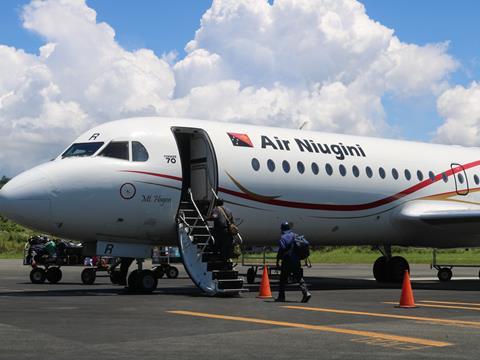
[299,121,308,130]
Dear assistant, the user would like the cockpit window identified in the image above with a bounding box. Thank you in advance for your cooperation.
[62,142,104,158]
[132,141,149,162]
[98,141,129,160]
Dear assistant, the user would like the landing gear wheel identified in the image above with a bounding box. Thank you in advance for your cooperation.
[109,270,122,284]
[152,266,165,279]
[46,267,62,284]
[389,256,410,283]
[373,256,390,283]
[127,270,140,291]
[30,268,46,284]
[166,266,179,279]
[81,268,96,285]
[137,270,158,293]
[438,267,452,282]
[246,267,256,284]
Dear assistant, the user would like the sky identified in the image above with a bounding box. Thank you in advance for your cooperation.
[1,0,480,176]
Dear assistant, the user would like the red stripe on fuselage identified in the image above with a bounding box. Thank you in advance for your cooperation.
[120,170,182,182]
[123,160,480,211]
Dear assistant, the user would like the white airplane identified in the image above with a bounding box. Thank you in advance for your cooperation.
[1,116,480,293]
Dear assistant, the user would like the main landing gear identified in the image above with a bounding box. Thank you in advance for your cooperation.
[372,246,410,283]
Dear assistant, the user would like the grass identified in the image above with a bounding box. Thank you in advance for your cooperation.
[0,216,34,259]
[308,246,480,265]
[0,231,31,258]
[243,246,480,265]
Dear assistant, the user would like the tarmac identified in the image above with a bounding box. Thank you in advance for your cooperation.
[1,259,480,360]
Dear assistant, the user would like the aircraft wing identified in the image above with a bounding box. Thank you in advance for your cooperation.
[396,200,480,225]
[392,200,480,247]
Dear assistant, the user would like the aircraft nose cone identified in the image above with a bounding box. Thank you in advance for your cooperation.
[0,168,53,232]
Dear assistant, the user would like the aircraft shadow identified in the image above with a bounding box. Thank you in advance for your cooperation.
[1,276,479,298]
[245,275,480,292]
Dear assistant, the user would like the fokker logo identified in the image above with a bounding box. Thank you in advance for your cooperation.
[227,132,254,147]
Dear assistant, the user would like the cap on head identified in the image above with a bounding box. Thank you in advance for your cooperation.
[280,221,291,232]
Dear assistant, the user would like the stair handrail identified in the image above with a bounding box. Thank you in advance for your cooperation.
[210,187,219,200]
[187,189,215,252]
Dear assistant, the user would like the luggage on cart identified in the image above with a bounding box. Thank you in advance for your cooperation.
[151,246,182,279]
[24,235,86,284]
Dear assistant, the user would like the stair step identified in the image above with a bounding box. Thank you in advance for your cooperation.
[202,252,222,262]
[217,279,244,290]
[207,261,233,271]
[192,229,212,236]
[211,270,239,280]
[193,242,208,246]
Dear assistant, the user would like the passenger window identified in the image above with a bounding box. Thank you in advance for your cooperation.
[442,173,448,182]
[417,170,424,181]
[458,173,464,184]
[352,165,360,177]
[474,174,479,185]
[132,141,149,162]
[325,163,333,176]
[392,168,399,180]
[428,171,435,181]
[311,162,319,175]
[404,169,411,181]
[379,167,386,179]
[297,161,305,174]
[251,158,260,171]
[267,159,275,172]
[98,141,129,160]
[366,166,373,178]
[282,160,290,173]
[339,164,346,176]
[62,142,104,158]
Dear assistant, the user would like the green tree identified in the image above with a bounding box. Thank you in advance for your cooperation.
[0,176,10,188]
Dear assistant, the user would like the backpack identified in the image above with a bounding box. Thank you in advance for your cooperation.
[292,234,310,260]
[218,206,239,236]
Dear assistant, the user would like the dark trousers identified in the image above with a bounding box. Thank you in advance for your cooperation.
[214,232,233,261]
[278,259,308,299]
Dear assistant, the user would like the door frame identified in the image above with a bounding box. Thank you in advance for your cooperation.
[171,127,219,215]
[451,163,469,196]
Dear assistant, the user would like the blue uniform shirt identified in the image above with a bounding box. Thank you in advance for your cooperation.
[278,230,299,263]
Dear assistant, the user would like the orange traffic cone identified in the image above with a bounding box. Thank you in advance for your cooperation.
[257,266,272,299]
[397,270,416,308]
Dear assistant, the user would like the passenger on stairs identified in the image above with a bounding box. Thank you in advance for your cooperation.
[210,199,235,262]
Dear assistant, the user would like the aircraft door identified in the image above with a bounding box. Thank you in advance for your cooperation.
[190,136,209,202]
[172,127,218,216]
[451,163,469,195]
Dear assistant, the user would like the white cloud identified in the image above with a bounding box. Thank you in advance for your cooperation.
[434,82,480,146]
[0,0,459,175]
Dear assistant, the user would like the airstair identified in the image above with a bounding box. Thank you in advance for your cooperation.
[177,189,244,296]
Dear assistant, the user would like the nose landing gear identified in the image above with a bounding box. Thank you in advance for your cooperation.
[126,259,158,293]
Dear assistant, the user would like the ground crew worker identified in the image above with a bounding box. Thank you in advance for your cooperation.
[275,221,311,303]
[211,199,234,261]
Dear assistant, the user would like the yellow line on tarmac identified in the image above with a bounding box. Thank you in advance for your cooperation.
[167,310,452,348]
[383,302,480,311]
[420,300,480,307]
[284,306,480,328]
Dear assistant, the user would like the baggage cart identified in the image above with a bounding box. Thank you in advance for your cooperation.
[431,248,480,281]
